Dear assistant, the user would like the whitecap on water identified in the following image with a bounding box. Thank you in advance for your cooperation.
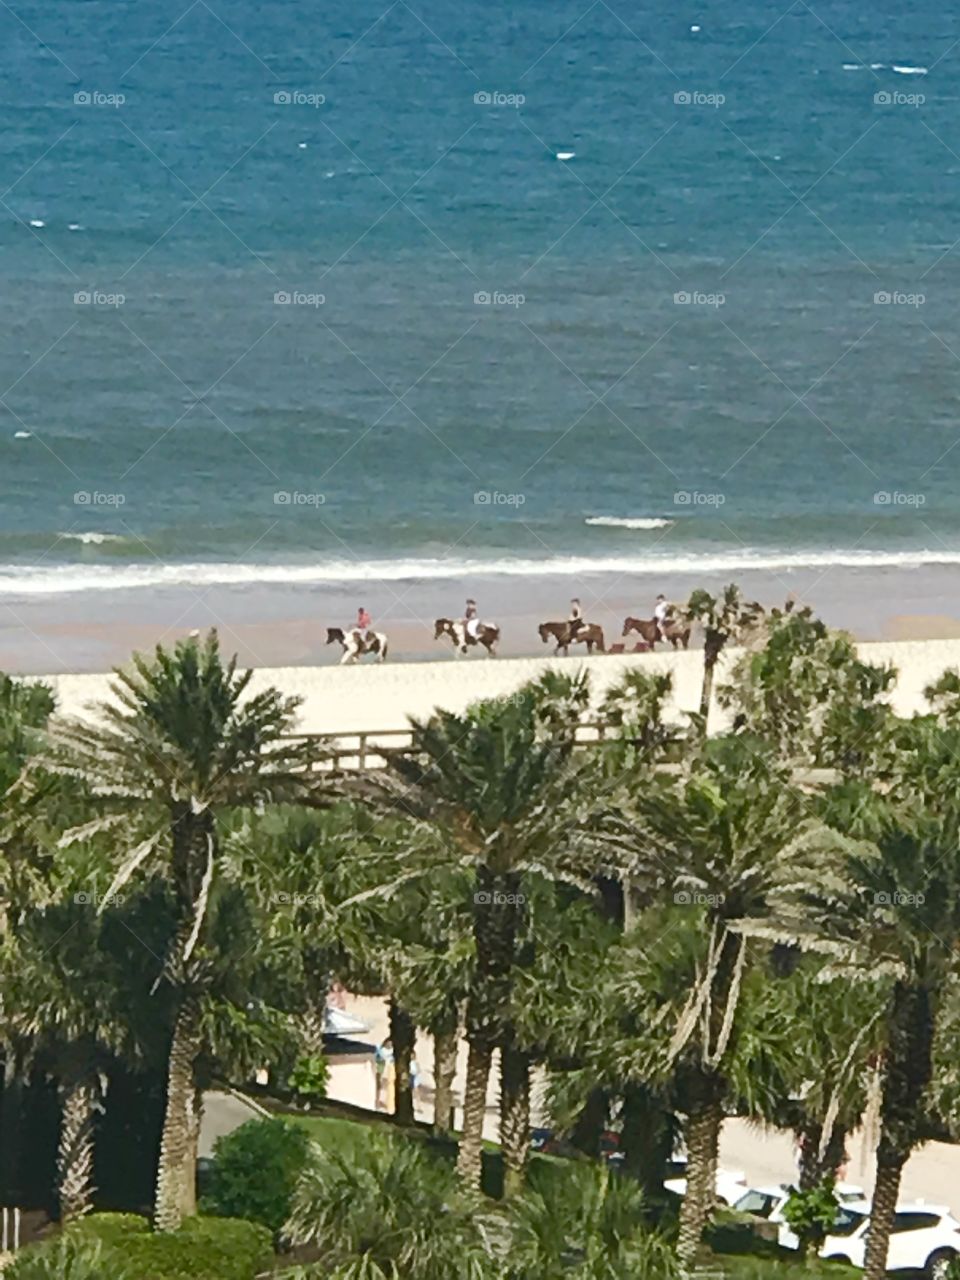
[892,65,928,74]
[13,431,31,439]
[556,151,575,161]
[690,24,701,32]
[585,516,673,531]
[298,142,307,149]
[58,532,124,545]
[67,223,82,231]
[28,219,45,228]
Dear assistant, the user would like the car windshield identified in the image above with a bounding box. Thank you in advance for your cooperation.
[831,1207,867,1237]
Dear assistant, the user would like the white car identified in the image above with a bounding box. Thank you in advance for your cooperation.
[736,1187,960,1276]
[821,1199,960,1276]
[733,1182,865,1250]
[664,1163,747,1206]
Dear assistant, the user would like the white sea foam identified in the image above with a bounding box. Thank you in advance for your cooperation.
[892,65,928,74]
[3,549,960,597]
[13,431,31,439]
[57,532,125,546]
[585,516,673,530]
[28,219,45,228]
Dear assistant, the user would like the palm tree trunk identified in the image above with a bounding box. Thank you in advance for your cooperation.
[863,1154,906,1280]
[620,1084,673,1200]
[571,1086,607,1159]
[155,995,202,1232]
[797,1120,847,1191]
[699,653,717,727]
[432,1027,458,1134]
[863,982,933,1280]
[0,1050,24,1206]
[57,1071,99,1221]
[499,1038,530,1198]
[677,1094,723,1267]
[456,1038,492,1189]
[389,1000,416,1126]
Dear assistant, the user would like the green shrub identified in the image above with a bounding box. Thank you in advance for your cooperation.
[10,1217,272,1280]
[204,1116,312,1234]
[115,1216,273,1280]
[780,1179,843,1258]
[287,1053,329,1102]
[6,1235,131,1280]
[67,1212,151,1245]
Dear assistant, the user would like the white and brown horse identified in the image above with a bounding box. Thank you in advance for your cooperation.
[326,627,389,664]
[538,620,605,656]
[622,615,691,649]
[434,618,500,656]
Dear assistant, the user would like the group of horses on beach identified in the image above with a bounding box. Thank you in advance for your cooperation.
[325,609,691,664]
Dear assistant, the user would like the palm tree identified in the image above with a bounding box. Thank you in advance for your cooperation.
[504,1161,678,1279]
[820,719,960,1280]
[44,632,310,1230]
[344,672,591,1192]
[285,1130,493,1279]
[0,673,58,1207]
[720,602,896,770]
[598,734,859,1265]
[685,585,764,732]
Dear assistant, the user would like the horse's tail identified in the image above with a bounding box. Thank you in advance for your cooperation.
[596,628,606,653]
[380,635,389,660]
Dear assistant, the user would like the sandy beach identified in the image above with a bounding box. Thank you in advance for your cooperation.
[37,635,960,733]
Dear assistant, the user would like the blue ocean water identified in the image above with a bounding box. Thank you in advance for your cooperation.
[2,0,959,596]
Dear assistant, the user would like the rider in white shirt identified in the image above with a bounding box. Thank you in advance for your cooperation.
[464,598,480,640]
[653,594,670,638]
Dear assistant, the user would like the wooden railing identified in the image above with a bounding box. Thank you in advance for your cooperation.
[283,720,617,773]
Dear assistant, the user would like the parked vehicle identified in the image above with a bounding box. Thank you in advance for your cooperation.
[735,1185,960,1276]
[664,1161,747,1206]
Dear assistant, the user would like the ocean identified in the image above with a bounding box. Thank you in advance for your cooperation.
[2,0,959,609]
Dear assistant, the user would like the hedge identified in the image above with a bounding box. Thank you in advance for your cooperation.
[9,1214,274,1280]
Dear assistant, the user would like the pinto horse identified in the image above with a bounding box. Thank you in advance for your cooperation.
[326,627,389,664]
[434,617,500,656]
[622,616,691,649]
[538,620,605,656]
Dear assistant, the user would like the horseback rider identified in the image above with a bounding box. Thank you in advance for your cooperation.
[464,598,480,642]
[653,594,670,640]
[568,597,584,637]
[356,606,371,643]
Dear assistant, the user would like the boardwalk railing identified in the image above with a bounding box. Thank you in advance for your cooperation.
[283,720,617,773]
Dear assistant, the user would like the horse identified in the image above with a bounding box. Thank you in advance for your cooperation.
[622,615,691,650]
[326,627,389,664]
[434,618,500,656]
[538,620,605,656]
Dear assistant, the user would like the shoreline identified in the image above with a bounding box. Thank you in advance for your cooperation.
[4,560,960,675]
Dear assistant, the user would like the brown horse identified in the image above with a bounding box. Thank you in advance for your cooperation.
[434,617,500,656]
[622,616,691,650]
[539,620,605,656]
